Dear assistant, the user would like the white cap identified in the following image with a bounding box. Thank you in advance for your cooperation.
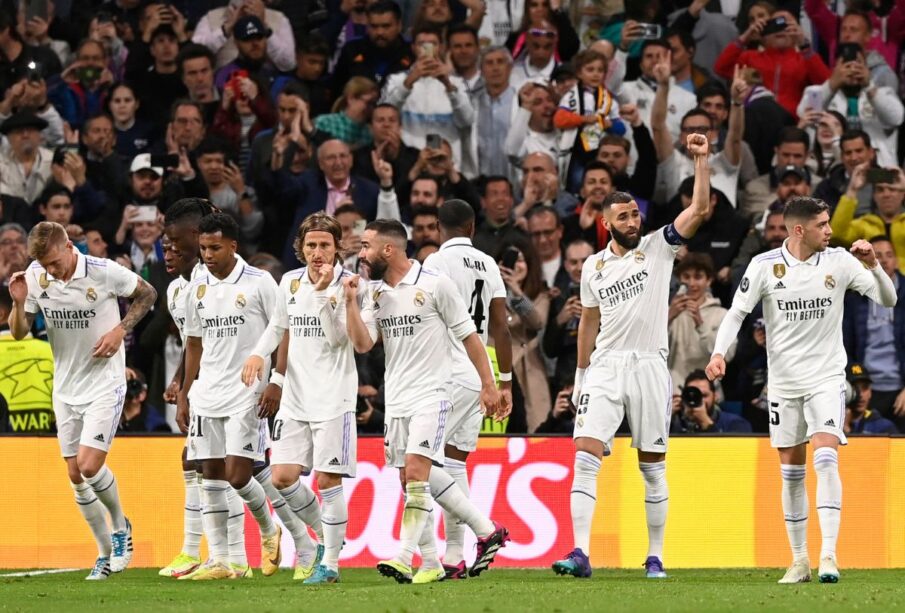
[129,153,163,176]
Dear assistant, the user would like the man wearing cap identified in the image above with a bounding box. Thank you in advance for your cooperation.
[740,127,814,221]
[193,0,295,73]
[213,15,278,90]
[843,364,898,435]
[0,111,52,204]
[122,152,207,217]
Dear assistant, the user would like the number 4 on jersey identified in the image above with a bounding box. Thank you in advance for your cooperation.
[469,279,486,334]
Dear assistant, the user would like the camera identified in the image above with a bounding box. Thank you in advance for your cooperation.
[681,385,703,409]
[125,378,146,400]
[761,16,789,36]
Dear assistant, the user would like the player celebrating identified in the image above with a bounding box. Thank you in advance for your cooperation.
[242,212,360,584]
[7,222,157,579]
[176,213,284,580]
[553,134,714,580]
[706,198,897,584]
[423,200,514,579]
[344,220,509,584]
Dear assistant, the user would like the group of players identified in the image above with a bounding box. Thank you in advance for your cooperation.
[6,134,896,585]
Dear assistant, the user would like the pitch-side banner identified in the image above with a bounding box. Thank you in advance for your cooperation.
[1,436,903,569]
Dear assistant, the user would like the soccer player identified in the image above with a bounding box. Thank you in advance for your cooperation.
[706,198,897,584]
[422,199,515,579]
[242,212,360,584]
[553,134,714,580]
[7,221,157,580]
[175,213,285,581]
[344,219,510,584]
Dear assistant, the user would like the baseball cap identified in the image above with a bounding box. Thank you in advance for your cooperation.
[774,165,811,185]
[130,153,163,176]
[234,15,271,41]
[846,363,872,384]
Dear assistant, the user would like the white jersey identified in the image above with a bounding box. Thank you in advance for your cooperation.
[362,260,477,417]
[183,256,278,417]
[580,226,681,361]
[166,261,206,343]
[256,263,364,422]
[23,250,139,404]
[423,237,506,391]
[731,242,883,397]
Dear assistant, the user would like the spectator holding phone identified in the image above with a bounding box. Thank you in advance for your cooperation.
[193,0,295,73]
[535,386,577,434]
[114,203,164,277]
[210,69,275,169]
[59,39,115,129]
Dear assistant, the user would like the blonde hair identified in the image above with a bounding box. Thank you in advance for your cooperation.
[27,221,69,260]
[293,212,343,265]
[332,77,379,114]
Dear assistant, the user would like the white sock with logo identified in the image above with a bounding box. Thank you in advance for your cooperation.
[320,485,348,572]
[639,461,668,560]
[226,486,247,566]
[429,466,494,538]
[570,451,601,555]
[71,481,112,557]
[256,467,314,555]
[441,458,470,564]
[235,478,276,538]
[813,448,842,559]
[396,481,433,567]
[780,464,808,562]
[84,465,127,532]
[279,479,324,542]
[182,471,202,558]
[201,479,230,564]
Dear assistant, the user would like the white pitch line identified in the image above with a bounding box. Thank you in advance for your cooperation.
[0,568,81,577]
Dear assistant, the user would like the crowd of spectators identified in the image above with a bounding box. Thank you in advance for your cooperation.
[1,0,904,437]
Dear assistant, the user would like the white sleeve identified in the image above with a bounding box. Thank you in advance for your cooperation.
[579,256,600,309]
[258,274,279,320]
[360,286,379,343]
[264,11,296,72]
[106,259,140,297]
[251,279,290,358]
[504,106,531,164]
[846,255,898,307]
[487,261,507,299]
[712,306,746,358]
[376,187,402,221]
[730,258,766,315]
[183,284,202,338]
[191,12,228,53]
[435,276,477,341]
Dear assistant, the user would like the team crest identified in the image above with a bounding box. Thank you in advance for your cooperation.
[86,287,97,302]
[414,291,425,307]
[38,272,49,289]
[196,284,207,299]
[773,263,786,279]
[235,293,247,309]
[372,289,382,302]
[825,275,836,290]
[330,295,338,308]
[290,278,300,294]
[174,287,180,301]
[595,259,604,271]
[634,251,645,263]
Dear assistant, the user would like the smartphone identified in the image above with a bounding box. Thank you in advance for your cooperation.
[761,16,788,36]
[133,205,159,223]
[837,42,861,63]
[500,247,520,270]
[77,66,102,84]
[352,219,367,236]
[150,154,180,169]
[52,144,79,165]
[568,285,581,299]
[637,23,662,40]
[865,168,898,184]
[419,41,436,59]
[804,89,823,112]
[425,133,442,150]
[26,0,48,22]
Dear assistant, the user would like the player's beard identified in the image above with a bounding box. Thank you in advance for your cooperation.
[367,255,389,280]
[610,225,641,250]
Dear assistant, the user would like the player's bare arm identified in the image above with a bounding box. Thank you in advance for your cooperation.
[7,270,35,340]
[257,331,288,418]
[489,296,514,418]
[343,275,377,353]
[176,335,203,433]
[92,278,157,358]
[572,306,600,406]
[462,332,503,418]
[164,349,185,403]
[672,133,712,240]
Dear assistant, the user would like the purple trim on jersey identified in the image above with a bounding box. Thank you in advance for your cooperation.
[29,261,41,269]
[342,412,351,465]
[663,224,686,246]
[86,257,107,267]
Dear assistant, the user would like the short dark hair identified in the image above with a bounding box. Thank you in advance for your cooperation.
[84,112,113,131]
[684,369,715,391]
[582,160,614,182]
[447,23,478,43]
[170,98,204,123]
[666,28,695,52]
[334,203,365,218]
[840,129,872,149]
[413,23,444,43]
[198,212,239,240]
[640,39,671,55]
[676,251,715,278]
[411,205,439,220]
[367,0,402,20]
[600,134,630,154]
[572,49,607,73]
[412,174,441,190]
[681,108,714,129]
[176,43,215,78]
[783,196,830,221]
[602,191,634,210]
[777,126,810,150]
[38,182,73,207]
[279,81,308,102]
[696,82,729,107]
[371,102,400,121]
[842,10,872,32]
[165,198,217,227]
[366,218,408,243]
[481,175,512,197]
[869,235,893,248]
[438,198,474,230]
[525,204,561,226]
[194,135,235,160]
[296,31,330,56]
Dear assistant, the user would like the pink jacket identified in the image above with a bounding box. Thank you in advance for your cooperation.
[805,0,905,68]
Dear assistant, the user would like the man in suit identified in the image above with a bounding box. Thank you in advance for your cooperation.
[279,139,379,267]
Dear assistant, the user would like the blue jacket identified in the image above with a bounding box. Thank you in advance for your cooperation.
[712,409,753,433]
[850,410,898,434]
[278,169,379,268]
[842,272,905,380]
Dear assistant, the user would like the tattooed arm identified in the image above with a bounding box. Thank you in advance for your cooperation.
[91,278,158,358]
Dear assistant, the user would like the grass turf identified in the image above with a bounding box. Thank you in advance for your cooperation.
[2,568,903,612]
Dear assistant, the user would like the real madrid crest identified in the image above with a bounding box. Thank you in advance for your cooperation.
[824,275,836,290]
[235,293,247,309]
[290,278,300,294]
[414,291,425,307]
[773,263,786,279]
[372,289,382,303]
[174,287,180,300]
[86,287,97,302]
[595,259,604,271]
[196,284,206,299]
[39,272,49,289]
[329,295,338,308]
[634,251,645,263]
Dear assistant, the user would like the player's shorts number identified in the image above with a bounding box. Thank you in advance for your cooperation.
[189,415,203,437]
[272,419,283,441]
[769,402,780,426]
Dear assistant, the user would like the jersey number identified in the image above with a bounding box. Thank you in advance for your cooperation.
[469,280,486,334]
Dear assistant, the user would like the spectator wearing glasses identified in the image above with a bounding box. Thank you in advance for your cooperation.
[0,223,29,285]
[510,20,559,90]
[526,204,568,291]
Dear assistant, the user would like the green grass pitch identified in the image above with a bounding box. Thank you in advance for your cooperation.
[2,568,904,612]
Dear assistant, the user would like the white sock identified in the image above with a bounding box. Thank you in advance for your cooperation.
[396,481,433,567]
[201,479,230,563]
[280,479,324,542]
[256,467,313,554]
[235,478,276,538]
[417,506,442,570]
[429,466,493,538]
[84,465,126,532]
[321,485,347,571]
[780,464,808,562]
[226,486,247,566]
[71,481,112,557]
[813,448,842,559]
[441,458,469,564]
[570,451,600,554]
[639,461,668,560]
[182,471,202,558]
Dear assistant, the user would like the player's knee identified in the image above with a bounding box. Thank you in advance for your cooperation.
[77,457,103,479]
[316,472,341,491]
[271,469,297,490]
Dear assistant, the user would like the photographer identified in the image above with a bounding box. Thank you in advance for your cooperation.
[844,364,898,435]
[118,367,169,432]
[675,370,752,434]
[536,386,576,434]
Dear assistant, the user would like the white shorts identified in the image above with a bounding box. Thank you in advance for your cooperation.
[574,352,672,453]
[384,402,452,468]
[189,409,268,461]
[445,384,482,453]
[768,377,848,448]
[271,413,357,477]
[55,384,126,458]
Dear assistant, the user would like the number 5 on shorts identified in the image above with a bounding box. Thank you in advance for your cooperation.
[770,402,780,426]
